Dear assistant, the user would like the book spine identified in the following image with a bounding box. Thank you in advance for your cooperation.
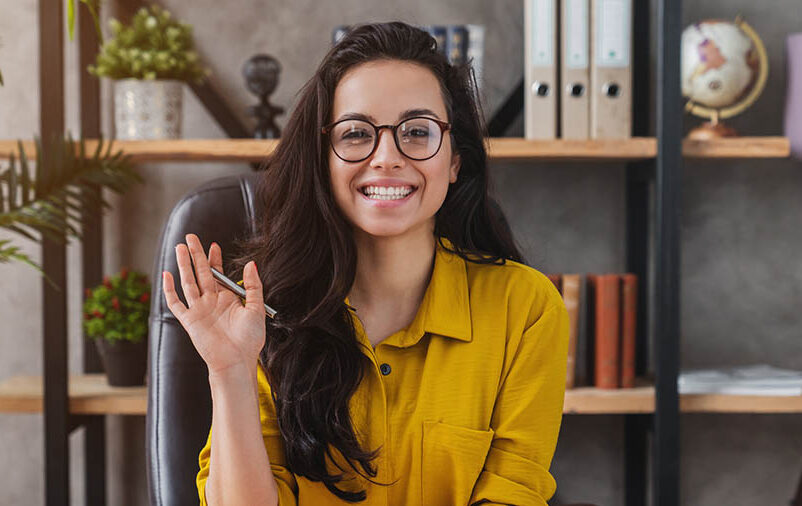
[620,273,637,388]
[424,25,448,58]
[562,274,581,390]
[446,25,469,65]
[594,274,621,389]
[547,273,562,292]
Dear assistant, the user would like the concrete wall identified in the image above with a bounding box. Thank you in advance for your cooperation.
[0,0,800,504]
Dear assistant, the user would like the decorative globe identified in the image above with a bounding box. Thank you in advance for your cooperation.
[680,17,768,138]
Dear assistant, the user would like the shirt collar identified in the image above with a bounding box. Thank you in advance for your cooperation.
[346,236,473,348]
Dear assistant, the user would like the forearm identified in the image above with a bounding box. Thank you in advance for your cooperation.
[205,362,279,506]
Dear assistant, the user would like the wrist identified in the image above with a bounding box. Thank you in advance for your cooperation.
[207,361,257,388]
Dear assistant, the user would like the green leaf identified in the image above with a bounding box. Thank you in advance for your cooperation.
[67,0,76,40]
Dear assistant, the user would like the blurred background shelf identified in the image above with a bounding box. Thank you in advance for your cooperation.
[0,374,147,415]
[2,374,800,416]
[682,136,790,158]
[0,136,790,162]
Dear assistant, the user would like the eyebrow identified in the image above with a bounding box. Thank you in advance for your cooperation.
[334,108,442,123]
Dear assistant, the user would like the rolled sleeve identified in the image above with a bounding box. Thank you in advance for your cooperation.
[470,303,570,505]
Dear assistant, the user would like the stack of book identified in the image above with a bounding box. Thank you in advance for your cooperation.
[331,24,485,93]
[548,273,638,390]
[524,0,633,139]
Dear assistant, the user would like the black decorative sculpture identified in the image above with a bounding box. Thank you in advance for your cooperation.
[243,54,284,139]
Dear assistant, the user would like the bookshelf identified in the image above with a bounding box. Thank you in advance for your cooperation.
[0,136,792,162]
[5,375,802,416]
[13,0,796,504]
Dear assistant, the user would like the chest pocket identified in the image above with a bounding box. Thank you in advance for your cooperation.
[421,420,494,505]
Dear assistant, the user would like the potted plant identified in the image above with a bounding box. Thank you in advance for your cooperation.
[87,4,210,139]
[82,267,150,386]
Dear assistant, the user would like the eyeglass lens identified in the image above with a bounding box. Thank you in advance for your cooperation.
[329,118,443,161]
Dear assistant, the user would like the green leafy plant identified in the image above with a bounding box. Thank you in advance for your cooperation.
[0,135,141,288]
[88,4,209,82]
[83,267,150,343]
[66,0,104,44]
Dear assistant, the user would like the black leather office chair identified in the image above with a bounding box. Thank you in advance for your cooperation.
[144,172,599,506]
[146,172,261,506]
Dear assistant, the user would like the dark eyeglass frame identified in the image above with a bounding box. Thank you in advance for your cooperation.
[321,116,452,162]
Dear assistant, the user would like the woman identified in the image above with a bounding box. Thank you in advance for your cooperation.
[162,22,569,506]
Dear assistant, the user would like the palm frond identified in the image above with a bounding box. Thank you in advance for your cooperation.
[0,134,141,280]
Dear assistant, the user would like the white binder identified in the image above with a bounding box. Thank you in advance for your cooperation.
[590,0,633,138]
[561,0,591,139]
[524,0,558,139]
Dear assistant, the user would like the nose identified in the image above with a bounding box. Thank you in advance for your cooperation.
[368,128,405,170]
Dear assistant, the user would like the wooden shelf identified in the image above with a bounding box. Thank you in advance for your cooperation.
[0,374,146,415]
[564,386,656,414]
[486,137,657,161]
[564,385,802,414]
[0,137,791,162]
[0,137,658,162]
[682,136,790,159]
[1,374,800,415]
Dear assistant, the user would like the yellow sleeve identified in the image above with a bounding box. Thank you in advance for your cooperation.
[196,362,299,505]
[469,302,570,506]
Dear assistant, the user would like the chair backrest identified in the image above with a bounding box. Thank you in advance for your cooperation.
[146,172,261,506]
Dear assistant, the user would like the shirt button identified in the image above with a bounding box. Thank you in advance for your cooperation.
[379,363,392,376]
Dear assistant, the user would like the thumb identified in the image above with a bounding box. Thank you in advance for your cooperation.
[242,261,264,312]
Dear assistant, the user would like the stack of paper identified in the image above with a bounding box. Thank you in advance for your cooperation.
[678,365,802,396]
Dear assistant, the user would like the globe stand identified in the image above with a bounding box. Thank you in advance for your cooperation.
[687,111,738,139]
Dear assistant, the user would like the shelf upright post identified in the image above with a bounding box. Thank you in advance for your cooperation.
[39,0,70,504]
[78,4,108,505]
[624,0,654,504]
[654,0,683,504]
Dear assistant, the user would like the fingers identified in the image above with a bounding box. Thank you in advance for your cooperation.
[175,242,201,304]
[161,270,188,319]
[185,234,217,297]
[242,261,264,312]
[208,242,223,272]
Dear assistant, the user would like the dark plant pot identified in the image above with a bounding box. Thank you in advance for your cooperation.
[94,337,148,387]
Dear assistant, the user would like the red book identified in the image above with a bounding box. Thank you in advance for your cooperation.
[588,274,620,389]
[619,274,638,388]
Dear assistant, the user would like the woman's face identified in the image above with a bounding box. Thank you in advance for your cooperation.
[327,59,460,241]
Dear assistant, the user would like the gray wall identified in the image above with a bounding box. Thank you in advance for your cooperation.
[0,0,801,504]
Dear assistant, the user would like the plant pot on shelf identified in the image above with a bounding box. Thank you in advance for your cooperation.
[94,336,148,387]
[114,78,183,140]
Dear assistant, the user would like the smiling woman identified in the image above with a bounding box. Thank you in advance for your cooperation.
[165,21,569,506]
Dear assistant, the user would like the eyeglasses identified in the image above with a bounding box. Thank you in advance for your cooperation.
[321,116,452,163]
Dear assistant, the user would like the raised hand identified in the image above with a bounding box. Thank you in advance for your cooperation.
[161,233,265,375]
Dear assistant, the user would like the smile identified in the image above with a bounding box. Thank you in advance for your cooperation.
[359,185,417,200]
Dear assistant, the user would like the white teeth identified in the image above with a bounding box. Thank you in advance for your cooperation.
[361,185,414,200]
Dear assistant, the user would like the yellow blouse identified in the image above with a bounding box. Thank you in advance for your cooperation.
[197,238,569,505]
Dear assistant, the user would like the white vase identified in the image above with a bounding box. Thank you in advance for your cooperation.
[784,33,802,160]
[114,79,183,140]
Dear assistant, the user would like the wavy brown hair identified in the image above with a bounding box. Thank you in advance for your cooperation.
[231,21,524,502]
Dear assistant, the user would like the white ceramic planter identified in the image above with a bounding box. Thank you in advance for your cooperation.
[114,78,183,140]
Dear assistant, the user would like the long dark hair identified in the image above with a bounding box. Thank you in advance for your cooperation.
[231,21,524,502]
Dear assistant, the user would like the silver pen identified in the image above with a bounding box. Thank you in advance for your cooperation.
[210,266,277,319]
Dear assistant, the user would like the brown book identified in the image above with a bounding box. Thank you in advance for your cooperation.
[619,274,638,388]
[561,274,581,390]
[587,274,620,389]
[547,273,562,293]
